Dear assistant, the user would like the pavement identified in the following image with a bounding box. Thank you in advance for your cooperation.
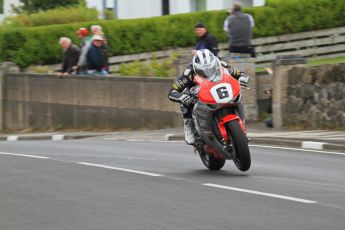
[0,123,344,152]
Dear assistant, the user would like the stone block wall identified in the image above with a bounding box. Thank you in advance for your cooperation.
[274,62,345,129]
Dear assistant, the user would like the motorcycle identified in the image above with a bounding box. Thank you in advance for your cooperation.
[188,67,251,171]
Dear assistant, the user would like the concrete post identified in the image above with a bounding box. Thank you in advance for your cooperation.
[224,53,258,121]
[173,52,193,77]
[272,55,306,128]
[0,62,20,131]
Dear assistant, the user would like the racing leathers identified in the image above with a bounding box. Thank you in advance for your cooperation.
[168,60,249,145]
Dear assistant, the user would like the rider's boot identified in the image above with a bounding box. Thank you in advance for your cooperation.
[183,118,195,145]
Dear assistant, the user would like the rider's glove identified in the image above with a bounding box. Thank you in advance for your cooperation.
[179,94,193,107]
[238,75,249,87]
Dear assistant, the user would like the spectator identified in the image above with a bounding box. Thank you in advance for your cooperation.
[223,9,231,33]
[91,25,110,73]
[86,35,108,76]
[91,25,104,37]
[227,1,256,57]
[193,22,219,57]
[57,37,80,78]
[76,28,91,75]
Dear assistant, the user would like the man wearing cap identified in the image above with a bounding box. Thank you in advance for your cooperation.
[91,25,109,73]
[86,35,108,76]
[76,28,91,75]
[193,22,219,56]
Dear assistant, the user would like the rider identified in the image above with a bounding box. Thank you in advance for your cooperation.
[168,49,249,145]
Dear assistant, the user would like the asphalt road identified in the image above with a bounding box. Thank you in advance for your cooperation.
[0,140,344,230]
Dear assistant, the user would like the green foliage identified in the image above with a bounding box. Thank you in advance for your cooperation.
[119,53,179,77]
[259,112,271,121]
[308,56,345,66]
[1,0,345,68]
[13,0,82,13]
[3,7,99,27]
[0,0,3,14]
[253,0,345,35]
[104,9,116,20]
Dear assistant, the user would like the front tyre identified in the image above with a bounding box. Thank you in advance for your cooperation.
[226,121,251,171]
[199,149,225,171]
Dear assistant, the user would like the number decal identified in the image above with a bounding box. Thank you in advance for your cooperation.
[210,83,233,103]
[216,87,229,99]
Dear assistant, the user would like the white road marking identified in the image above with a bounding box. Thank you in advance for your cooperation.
[78,162,164,177]
[104,138,184,143]
[301,141,325,150]
[203,183,317,204]
[52,135,65,141]
[249,144,345,156]
[7,136,18,141]
[0,151,49,159]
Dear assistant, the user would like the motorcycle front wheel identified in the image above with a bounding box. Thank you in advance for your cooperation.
[199,149,226,171]
[226,120,251,171]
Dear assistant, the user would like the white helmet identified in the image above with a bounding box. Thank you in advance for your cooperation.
[192,49,221,81]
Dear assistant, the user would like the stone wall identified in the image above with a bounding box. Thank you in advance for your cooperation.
[3,61,343,132]
[1,73,181,131]
[286,64,345,129]
[273,60,345,129]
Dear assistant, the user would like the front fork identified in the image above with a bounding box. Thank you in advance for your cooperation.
[217,114,246,143]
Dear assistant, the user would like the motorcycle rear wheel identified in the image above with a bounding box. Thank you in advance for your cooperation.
[199,150,226,171]
[226,120,251,171]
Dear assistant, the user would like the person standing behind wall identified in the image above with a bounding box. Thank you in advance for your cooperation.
[57,37,80,78]
[76,28,91,75]
[193,22,219,57]
[91,25,110,73]
[223,9,231,34]
[227,1,256,58]
[87,35,108,76]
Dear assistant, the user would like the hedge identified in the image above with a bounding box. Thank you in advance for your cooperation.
[1,0,345,68]
[2,7,99,27]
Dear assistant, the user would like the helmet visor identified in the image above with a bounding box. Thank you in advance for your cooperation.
[195,59,222,82]
[193,49,223,82]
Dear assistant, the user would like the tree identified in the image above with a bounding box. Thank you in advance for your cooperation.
[13,0,85,13]
[0,0,3,14]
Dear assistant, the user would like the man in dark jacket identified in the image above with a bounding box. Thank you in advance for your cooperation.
[58,37,80,77]
[193,22,219,56]
[86,35,108,76]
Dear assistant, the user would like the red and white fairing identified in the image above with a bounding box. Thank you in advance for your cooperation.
[193,67,245,141]
[194,68,241,105]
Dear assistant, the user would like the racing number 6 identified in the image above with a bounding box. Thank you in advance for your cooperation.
[210,83,233,103]
[216,87,229,99]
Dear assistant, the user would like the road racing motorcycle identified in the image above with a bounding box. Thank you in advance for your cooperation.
[188,67,251,171]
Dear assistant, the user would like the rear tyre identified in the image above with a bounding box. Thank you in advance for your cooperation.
[226,120,251,171]
[199,149,226,171]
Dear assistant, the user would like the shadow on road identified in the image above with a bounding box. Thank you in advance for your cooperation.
[185,169,251,178]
